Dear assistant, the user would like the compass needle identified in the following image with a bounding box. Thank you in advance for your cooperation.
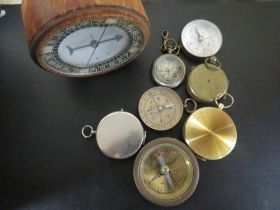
[134,138,199,206]
[139,87,183,131]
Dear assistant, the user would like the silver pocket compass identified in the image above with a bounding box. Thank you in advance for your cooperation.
[151,31,186,88]
[81,109,146,159]
[181,19,223,58]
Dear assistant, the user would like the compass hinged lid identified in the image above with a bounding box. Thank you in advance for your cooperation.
[183,107,237,160]
[187,58,229,103]
[95,110,145,159]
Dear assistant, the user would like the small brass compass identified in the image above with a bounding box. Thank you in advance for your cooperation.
[183,94,237,160]
[133,137,199,206]
[187,56,229,103]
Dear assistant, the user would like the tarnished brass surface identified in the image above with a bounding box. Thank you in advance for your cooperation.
[187,63,229,103]
[183,107,237,160]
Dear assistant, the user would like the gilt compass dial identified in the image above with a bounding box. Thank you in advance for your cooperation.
[133,137,199,206]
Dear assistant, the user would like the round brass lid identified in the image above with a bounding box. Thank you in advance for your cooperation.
[187,64,229,103]
[183,107,237,160]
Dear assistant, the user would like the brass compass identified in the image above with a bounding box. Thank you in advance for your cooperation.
[138,86,184,131]
[183,94,237,160]
[187,56,229,103]
[133,137,199,206]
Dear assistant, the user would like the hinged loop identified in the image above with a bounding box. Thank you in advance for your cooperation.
[161,30,180,55]
[184,98,198,114]
[205,56,222,70]
[215,93,234,110]
[161,30,169,40]
[81,125,96,139]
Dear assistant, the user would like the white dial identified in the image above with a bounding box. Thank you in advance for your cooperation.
[39,18,144,76]
[181,19,223,58]
[152,54,186,88]
[58,26,129,67]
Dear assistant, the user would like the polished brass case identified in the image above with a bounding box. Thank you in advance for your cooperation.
[183,107,237,160]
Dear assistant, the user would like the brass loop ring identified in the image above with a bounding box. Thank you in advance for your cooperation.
[215,93,234,109]
[81,125,96,139]
[164,38,178,54]
[205,56,222,70]
[173,44,181,55]
[161,30,169,39]
[184,98,198,114]
[161,45,167,53]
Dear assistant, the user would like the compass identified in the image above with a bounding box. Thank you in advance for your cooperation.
[183,95,237,160]
[81,109,146,159]
[187,56,229,103]
[133,137,199,206]
[21,0,150,77]
[152,54,186,88]
[138,87,184,131]
[181,19,223,58]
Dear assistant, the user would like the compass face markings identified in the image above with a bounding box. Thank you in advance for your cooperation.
[140,143,193,198]
[152,54,186,88]
[134,138,200,206]
[40,18,144,75]
[181,19,223,58]
[138,87,183,131]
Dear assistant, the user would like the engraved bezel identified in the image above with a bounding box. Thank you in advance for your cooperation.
[33,8,150,77]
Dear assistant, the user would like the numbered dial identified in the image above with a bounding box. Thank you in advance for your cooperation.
[152,54,186,88]
[181,19,223,58]
[37,18,144,76]
[138,87,183,131]
[133,138,199,206]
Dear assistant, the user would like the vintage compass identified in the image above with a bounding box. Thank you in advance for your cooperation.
[81,109,146,159]
[183,94,237,160]
[187,56,229,103]
[138,87,184,131]
[133,137,199,206]
[21,0,150,77]
[151,31,186,88]
[181,19,223,58]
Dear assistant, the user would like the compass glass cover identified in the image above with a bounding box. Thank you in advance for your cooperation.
[139,143,194,200]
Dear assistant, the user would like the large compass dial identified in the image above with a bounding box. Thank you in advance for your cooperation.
[37,18,144,76]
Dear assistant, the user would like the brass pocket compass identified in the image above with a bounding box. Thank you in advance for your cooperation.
[133,137,199,206]
[81,109,146,159]
[151,31,186,88]
[183,94,237,160]
[187,56,229,103]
